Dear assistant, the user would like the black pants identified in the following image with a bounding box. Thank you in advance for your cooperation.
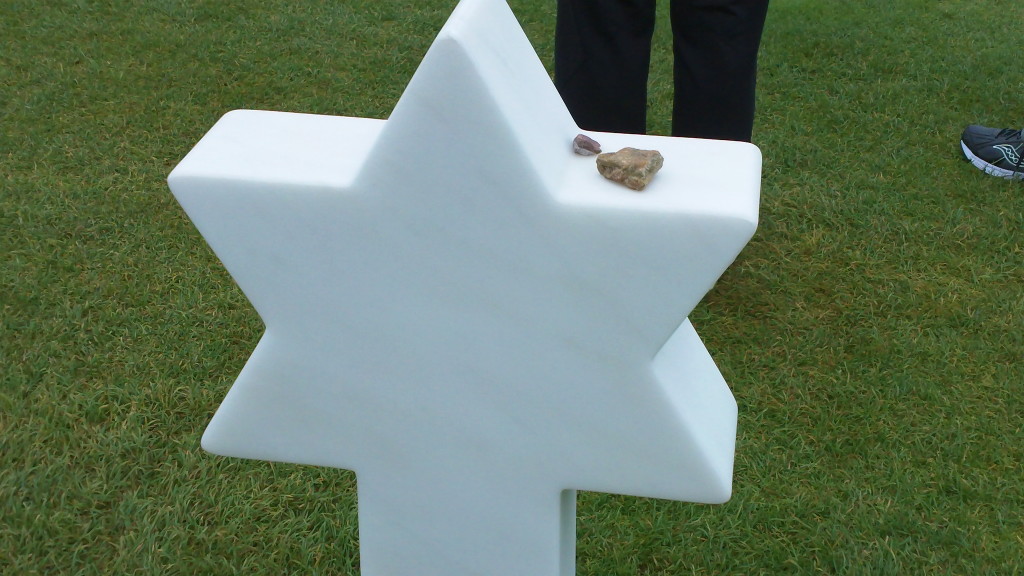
[555,0,769,141]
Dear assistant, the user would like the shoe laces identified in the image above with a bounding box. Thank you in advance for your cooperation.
[997,128,1022,140]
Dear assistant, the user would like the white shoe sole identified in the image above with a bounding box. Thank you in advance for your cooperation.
[961,140,1024,179]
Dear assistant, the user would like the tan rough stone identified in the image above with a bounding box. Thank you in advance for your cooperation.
[596,147,664,191]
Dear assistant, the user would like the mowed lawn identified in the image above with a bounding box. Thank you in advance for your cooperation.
[2,1,1022,574]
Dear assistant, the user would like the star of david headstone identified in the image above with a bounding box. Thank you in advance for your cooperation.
[168,0,761,574]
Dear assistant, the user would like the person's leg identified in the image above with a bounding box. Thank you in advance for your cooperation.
[670,0,769,141]
[555,0,657,134]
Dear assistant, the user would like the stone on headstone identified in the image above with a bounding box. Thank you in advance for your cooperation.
[572,133,602,156]
[596,147,665,191]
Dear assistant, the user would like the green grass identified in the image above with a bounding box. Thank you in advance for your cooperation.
[2,0,1022,574]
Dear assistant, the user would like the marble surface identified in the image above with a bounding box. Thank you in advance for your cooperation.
[168,0,761,574]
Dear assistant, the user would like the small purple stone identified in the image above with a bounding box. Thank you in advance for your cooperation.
[572,133,602,156]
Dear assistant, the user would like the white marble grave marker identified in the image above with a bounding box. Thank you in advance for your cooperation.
[168,0,761,574]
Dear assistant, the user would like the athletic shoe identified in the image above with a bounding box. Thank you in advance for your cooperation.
[960,125,1024,179]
